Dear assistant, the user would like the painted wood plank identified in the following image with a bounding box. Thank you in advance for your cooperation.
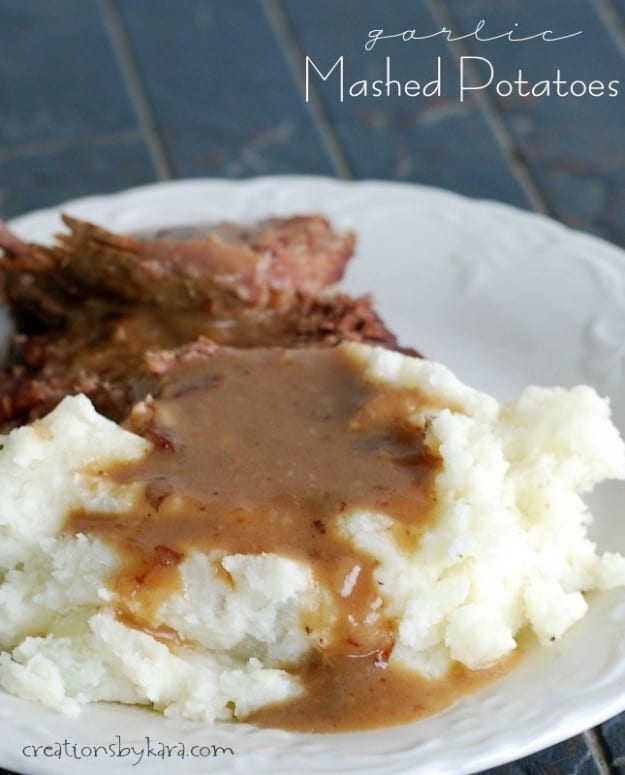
[0,0,156,217]
[0,138,154,218]
[0,0,140,148]
[115,0,334,178]
[599,714,625,773]
[612,0,625,24]
[277,0,529,206]
[480,735,600,775]
[440,0,625,246]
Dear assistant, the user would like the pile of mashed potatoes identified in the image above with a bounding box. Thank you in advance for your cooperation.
[1,343,624,722]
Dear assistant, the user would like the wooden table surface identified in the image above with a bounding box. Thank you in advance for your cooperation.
[1,2,625,773]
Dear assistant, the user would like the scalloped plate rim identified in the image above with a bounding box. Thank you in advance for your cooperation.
[2,175,625,775]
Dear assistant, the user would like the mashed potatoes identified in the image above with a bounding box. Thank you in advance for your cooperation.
[0,344,624,723]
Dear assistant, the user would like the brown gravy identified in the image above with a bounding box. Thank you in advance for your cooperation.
[68,345,509,731]
[250,652,517,732]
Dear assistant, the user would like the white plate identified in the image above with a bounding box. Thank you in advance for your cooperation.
[2,176,625,775]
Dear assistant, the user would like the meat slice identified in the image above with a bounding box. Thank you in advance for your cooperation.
[1,214,355,329]
[0,214,410,431]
